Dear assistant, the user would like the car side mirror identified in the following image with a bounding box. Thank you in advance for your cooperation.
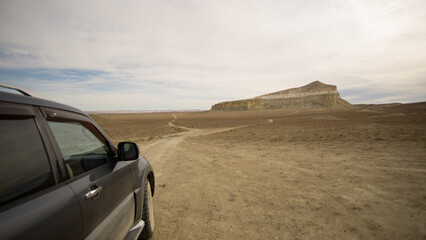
[118,142,140,161]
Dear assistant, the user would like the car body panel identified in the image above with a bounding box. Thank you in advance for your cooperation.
[126,157,155,222]
[0,184,83,240]
[67,162,135,239]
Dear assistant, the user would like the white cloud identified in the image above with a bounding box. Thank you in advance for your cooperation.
[0,0,425,110]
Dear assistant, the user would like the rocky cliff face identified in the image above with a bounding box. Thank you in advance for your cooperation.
[211,81,352,111]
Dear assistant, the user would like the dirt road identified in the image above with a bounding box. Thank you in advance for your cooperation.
[140,116,273,239]
[141,116,248,183]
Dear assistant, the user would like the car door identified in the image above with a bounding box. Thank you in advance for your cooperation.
[42,107,136,240]
[0,103,83,240]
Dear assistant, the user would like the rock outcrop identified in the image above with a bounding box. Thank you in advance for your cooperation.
[211,81,352,111]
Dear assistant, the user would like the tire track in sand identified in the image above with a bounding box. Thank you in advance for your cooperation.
[139,114,247,178]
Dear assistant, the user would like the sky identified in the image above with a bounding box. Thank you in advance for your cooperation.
[0,0,425,111]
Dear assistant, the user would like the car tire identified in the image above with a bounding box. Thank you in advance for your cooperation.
[139,180,154,239]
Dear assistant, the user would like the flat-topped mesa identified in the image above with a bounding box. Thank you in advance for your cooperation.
[211,81,352,111]
[257,81,337,99]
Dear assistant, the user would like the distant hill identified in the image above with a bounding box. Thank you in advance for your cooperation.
[211,81,352,111]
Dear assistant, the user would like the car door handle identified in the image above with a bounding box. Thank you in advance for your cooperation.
[84,186,103,200]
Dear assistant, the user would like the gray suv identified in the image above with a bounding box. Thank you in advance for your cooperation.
[0,85,155,240]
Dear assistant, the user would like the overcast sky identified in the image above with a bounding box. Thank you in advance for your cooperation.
[0,0,425,110]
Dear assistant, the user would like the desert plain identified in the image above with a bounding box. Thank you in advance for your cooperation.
[91,103,426,240]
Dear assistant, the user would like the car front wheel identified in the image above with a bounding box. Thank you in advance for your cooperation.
[139,180,154,239]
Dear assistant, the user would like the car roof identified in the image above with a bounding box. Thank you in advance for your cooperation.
[0,85,86,116]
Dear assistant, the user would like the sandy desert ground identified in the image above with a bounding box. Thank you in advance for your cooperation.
[91,103,426,240]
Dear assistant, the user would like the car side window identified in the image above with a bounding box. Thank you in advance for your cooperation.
[47,121,113,178]
[0,118,55,206]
